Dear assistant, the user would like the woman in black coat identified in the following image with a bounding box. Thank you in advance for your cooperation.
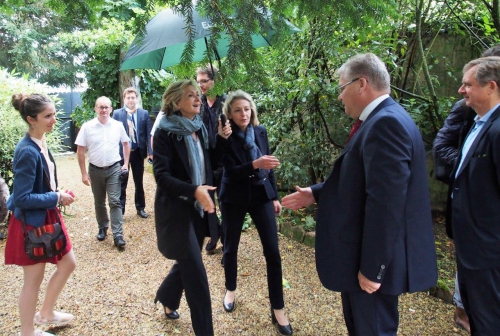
[219,90,292,335]
[152,79,230,336]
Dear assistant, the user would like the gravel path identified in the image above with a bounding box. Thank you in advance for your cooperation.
[0,155,467,335]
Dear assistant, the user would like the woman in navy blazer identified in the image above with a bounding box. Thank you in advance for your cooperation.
[219,90,292,335]
[152,80,231,336]
[5,93,76,336]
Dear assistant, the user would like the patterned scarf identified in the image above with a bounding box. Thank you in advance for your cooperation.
[159,113,208,217]
[233,124,268,179]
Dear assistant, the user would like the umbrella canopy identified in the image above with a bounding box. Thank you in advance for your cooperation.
[120,7,300,71]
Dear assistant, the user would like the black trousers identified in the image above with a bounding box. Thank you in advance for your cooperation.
[457,259,500,335]
[155,216,213,336]
[341,289,399,336]
[120,148,146,212]
[221,185,284,309]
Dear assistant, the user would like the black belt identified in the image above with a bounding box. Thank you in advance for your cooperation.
[89,162,119,170]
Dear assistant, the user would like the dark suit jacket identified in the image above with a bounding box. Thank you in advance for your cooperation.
[313,97,437,296]
[218,125,279,205]
[153,127,217,260]
[447,105,500,270]
[113,108,152,159]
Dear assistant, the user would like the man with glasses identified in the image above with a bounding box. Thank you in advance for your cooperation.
[196,65,227,255]
[282,53,437,334]
[112,87,152,219]
[75,96,131,249]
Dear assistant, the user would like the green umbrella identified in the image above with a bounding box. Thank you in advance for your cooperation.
[120,7,300,71]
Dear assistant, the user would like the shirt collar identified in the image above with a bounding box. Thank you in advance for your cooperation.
[475,102,500,124]
[359,94,390,121]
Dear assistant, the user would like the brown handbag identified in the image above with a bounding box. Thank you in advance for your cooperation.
[21,211,67,260]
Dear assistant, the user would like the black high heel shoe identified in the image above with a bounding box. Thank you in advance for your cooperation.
[223,291,235,312]
[271,308,293,335]
[154,298,180,319]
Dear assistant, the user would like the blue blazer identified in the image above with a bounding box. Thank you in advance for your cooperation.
[313,97,437,296]
[218,125,279,205]
[7,134,59,227]
[447,105,500,270]
[113,108,153,159]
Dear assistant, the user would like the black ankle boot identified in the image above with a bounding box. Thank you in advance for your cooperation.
[271,308,293,335]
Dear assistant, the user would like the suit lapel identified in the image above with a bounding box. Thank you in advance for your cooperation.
[456,107,500,177]
[254,126,267,154]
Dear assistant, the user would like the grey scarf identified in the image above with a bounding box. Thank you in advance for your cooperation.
[159,114,208,217]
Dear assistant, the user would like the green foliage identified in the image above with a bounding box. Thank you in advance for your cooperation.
[60,18,134,126]
[0,68,65,188]
[0,0,103,87]
[139,70,177,112]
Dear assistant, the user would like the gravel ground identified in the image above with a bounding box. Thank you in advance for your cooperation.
[0,155,467,335]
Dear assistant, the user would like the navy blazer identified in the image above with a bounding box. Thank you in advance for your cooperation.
[313,97,437,296]
[447,105,500,270]
[153,127,217,260]
[7,134,59,227]
[113,108,153,159]
[218,125,279,205]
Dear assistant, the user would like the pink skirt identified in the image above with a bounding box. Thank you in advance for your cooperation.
[4,208,72,266]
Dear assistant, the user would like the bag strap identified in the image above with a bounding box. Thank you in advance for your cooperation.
[19,209,61,235]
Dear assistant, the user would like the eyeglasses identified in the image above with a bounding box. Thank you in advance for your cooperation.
[96,106,111,110]
[337,78,360,94]
[196,79,212,85]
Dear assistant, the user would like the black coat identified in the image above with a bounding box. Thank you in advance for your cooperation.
[153,127,217,260]
[433,99,476,184]
[218,125,279,205]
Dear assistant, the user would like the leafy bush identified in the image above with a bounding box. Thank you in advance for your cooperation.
[0,68,64,189]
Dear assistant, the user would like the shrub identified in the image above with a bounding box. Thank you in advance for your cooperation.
[0,68,64,189]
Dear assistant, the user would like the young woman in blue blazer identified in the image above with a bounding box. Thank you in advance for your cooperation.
[5,93,76,336]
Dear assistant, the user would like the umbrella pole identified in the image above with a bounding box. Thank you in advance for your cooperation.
[204,37,216,77]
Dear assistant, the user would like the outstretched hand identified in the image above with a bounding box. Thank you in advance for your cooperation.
[194,185,217,213]
[281,186,315,210]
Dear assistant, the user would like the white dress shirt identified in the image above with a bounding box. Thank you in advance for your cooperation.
[75,118,130,167]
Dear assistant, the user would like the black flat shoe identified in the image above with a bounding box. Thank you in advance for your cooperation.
[164,307,179,319]
[154,298,179,320]
[223,291,235,312]
[271,308,293,335]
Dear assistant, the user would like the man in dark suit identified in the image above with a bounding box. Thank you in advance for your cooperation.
[113,87,152,218]
[447,56,500,334]
[282,53,437,335]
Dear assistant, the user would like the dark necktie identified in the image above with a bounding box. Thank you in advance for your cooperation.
[347,119,363,143]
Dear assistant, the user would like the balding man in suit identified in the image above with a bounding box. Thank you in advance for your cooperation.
[282,53,437,335]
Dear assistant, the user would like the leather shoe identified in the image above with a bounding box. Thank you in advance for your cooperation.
[223,291,235,312]
[164,307,179,320]
[114,236,126,248]
[96,228,107,241]
[137,209,148,218]
[271,308,293,335]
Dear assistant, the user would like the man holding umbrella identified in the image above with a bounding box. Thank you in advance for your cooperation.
[196,64,226,254]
